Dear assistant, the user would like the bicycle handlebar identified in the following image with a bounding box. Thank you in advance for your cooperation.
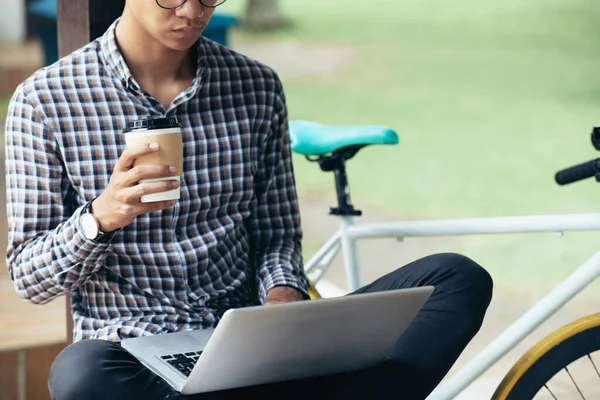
[555,159,600,185]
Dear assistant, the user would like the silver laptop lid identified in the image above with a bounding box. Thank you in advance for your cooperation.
[182,286,433,394]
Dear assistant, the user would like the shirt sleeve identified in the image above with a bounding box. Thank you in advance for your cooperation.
[5,86,111,305]
[249,78,310,303]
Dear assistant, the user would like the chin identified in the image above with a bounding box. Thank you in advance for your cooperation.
[165,37,201,52]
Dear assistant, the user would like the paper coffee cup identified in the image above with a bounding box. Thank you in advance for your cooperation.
[123,117,183,203]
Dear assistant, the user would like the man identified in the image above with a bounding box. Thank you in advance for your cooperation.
[5,0,493,399]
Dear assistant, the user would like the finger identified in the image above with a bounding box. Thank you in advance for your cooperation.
[134,199,178,217]
[118,179,179,204]
[144,199,178,213]
[131,179,180,200]
[122,165,179,188]
[117,142,160,172]
[112,198,177,222]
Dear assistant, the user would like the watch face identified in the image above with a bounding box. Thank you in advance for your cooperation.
[80,212,99,240]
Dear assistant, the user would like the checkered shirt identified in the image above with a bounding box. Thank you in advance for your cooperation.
[5,20,308,342]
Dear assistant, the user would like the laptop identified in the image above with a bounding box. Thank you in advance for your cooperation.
[121,286,433,395]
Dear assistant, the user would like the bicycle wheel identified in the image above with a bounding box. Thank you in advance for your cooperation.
[493,313,600,400]
[308,281,322,299]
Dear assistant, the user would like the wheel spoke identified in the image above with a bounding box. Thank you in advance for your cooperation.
[588,354,600,380]
[544,383,558,400]
[564,366,586,399]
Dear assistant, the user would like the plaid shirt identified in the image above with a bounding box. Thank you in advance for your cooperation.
[5,21,308,342]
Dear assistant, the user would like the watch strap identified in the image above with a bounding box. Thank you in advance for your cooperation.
[82,199,116,243]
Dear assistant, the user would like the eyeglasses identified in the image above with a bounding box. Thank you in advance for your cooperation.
[156,0,227,10]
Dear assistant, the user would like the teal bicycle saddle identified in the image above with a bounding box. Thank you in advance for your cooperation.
[289,121,399,157]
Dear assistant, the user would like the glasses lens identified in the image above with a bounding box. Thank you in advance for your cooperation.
[156,0,186,9]
[200,0,227,7]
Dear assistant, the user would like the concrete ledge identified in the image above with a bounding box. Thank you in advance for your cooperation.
[0,276,65,352]
[0,274,66,400]
[0,343,65,400]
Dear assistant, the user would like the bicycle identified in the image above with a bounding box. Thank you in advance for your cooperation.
[288,120,600,400]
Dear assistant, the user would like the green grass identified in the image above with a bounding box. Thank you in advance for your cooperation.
[225,0,600,297]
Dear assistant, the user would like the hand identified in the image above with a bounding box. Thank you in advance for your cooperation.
[91,142,180,232]
[264,286,306,305]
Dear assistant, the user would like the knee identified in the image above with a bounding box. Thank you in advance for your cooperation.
[427,253,493,331]
[427,253,493,300]
[48,339,116,400]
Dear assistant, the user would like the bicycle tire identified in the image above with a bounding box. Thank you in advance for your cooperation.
[492,313,600,399]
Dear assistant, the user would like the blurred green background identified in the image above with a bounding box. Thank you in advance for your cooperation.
[224,0,600,298]
[4,0,600,298]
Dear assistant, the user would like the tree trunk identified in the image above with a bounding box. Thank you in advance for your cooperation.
[243,0,290,30]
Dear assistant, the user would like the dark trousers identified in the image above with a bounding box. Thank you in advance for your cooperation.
[48,253,493,400]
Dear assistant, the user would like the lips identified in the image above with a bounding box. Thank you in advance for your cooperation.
[174,26,202,33]
[173,26,203,38]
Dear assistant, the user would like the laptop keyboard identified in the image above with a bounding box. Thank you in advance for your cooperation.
[160,351,203,377]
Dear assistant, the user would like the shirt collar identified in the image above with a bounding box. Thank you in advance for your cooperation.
[100,18,208,92]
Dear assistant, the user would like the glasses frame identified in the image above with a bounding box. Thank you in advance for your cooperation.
[155,0,227,10]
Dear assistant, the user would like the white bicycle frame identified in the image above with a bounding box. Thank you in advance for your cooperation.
[304,213,600,400]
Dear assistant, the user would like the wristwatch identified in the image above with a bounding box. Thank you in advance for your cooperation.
[79,200,115,243]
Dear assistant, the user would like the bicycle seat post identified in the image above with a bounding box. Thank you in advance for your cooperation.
[316,146,363,218]
[308,145,366,291]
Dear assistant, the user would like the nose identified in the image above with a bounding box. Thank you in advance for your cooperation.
[175,0,204,19]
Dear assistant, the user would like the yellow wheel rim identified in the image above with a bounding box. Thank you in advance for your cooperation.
[308,282,322,300]
[492,313,600,399]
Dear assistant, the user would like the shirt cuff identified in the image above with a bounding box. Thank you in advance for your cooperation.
[258,267,309,304]
[52,205,111,276]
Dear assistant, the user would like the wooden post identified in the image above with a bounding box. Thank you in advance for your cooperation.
[57,0,124,56]
[57,0,124,345]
